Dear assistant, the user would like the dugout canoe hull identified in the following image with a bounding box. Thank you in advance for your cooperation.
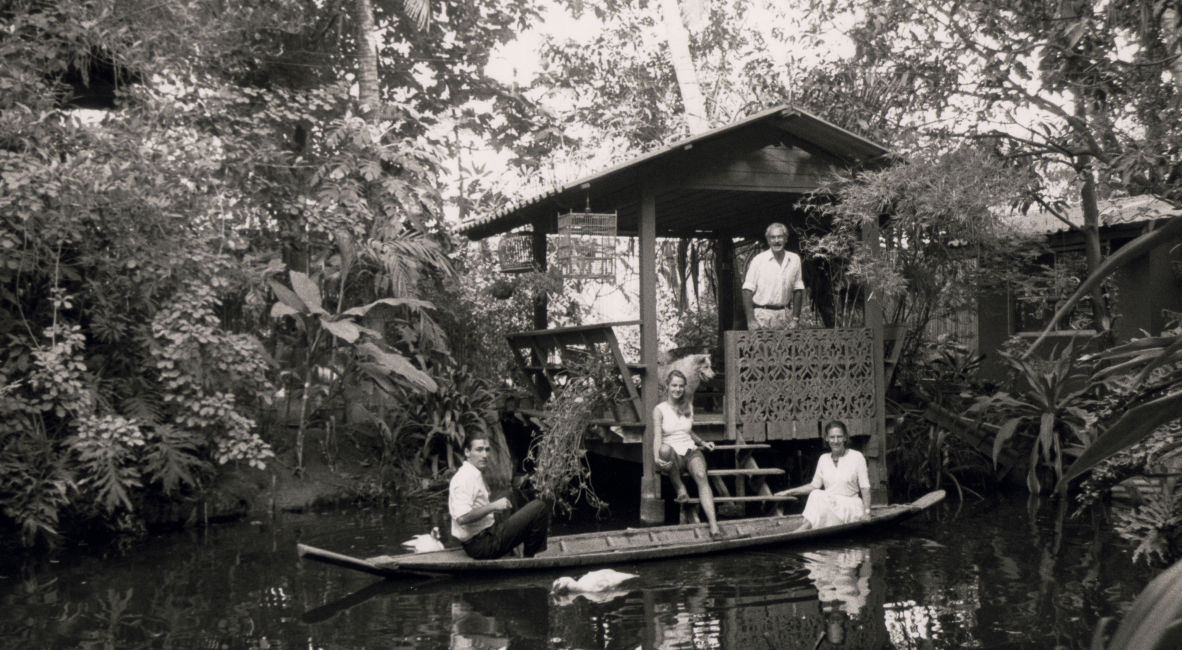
[297,489,945,578]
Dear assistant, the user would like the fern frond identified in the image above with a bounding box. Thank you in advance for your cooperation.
[143,425,209,494]
[122,394,163,427]
[69,435,141,513]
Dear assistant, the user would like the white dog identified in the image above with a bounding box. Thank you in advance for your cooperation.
[657,353,716,398]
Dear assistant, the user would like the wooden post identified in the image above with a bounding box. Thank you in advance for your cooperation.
[532,225,547,331]
[639,187,663,524]
[862,216,889,504]
[715,236,735,337]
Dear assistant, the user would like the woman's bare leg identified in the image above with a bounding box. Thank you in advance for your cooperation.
[687,454,720,536]
[659,445,690,502]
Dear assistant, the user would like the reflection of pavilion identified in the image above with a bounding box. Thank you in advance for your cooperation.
[882,567,981,649]
[650,587,719,650]
[448,588,551,650]
[450,599,508,650]
[721,546,892,649]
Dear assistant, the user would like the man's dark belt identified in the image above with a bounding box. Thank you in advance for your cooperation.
[753,304,786,310]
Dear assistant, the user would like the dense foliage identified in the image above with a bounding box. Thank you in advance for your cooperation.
[0,0,555,546]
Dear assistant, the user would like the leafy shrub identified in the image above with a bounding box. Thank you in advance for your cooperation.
[402,364,498,475]
[527,357,621,515]
[968,341,1100,493]
[889,336,994,499]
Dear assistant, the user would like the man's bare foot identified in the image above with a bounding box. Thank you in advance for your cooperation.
[709,527,724,539]
[674,490,690,503]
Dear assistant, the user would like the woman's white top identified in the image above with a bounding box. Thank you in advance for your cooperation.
[802,449,871,528]
[655,401,695,457]
[810,449,870,497]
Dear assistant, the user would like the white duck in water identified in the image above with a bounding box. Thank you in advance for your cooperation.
[551,569,638,594]
[401,526,444,553]
[550,569,639,606]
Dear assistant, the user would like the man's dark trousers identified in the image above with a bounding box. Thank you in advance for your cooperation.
[461,499,550,559]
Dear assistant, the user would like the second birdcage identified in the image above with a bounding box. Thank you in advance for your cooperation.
[553,210,617,281]
[496,231,535,274]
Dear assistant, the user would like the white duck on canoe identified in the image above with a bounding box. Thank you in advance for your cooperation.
[401,526,444,553]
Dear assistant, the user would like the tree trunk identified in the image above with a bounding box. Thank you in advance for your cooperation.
[353,0,381,117]
[1079,166,1112,333]
[1163,4,1182,105]
[659,0,709,133]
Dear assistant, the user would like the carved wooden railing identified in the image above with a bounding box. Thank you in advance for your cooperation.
[724,327,881,440]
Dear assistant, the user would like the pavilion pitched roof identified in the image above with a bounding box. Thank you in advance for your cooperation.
[458,104,892,240]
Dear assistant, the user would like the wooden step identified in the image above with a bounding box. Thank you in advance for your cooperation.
[685,495,796,504]
[600,412,727,428]
[707,468,784,477]
[709,443,770,451]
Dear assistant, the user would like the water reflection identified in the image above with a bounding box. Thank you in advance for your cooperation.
[0,495,1158,650]
[451,589,546,650]
[801,547,872,648]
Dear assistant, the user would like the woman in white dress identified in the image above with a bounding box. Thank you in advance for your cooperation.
[775,420,871,530]
[653,369,722,538]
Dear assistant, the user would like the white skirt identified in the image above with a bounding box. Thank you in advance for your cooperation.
[801,490,865,528]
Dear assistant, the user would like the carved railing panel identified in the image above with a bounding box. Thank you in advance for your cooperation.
[725,328,877,440]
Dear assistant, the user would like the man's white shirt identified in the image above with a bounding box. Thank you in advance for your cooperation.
[743,249,804,307]
[449,461,494,541]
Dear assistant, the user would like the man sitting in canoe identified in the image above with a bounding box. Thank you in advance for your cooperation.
[775,420,871,530]
[449,431,551,559]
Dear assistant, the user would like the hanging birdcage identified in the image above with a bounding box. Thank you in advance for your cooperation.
[496,231,535,273]
[554,209,617,281]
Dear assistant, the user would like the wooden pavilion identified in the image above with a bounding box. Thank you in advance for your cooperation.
[458,105,895,523]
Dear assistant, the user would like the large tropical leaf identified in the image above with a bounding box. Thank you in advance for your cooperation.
[270,302,302,319]
[1090,336,1182,359]
[993,418,1022,469]
[1099,559,1182,650]
[289,271,327,316]
[341,297,433,318]
[319,317,361,343]
[1025,215,1182,355]
[1056,391,1182,491]
[1131,336,1182,389]
[357,340,437,392]
[269,279,308,314]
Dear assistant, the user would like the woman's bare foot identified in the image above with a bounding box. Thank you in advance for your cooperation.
[674,490,690,503]
[709,527,724,539]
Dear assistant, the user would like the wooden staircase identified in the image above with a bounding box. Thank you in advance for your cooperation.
[680,440,796,523]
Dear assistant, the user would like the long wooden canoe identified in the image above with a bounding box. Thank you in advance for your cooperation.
[297,489,944,578]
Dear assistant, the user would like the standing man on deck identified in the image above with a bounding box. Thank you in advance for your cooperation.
[742,222,805,330]
[449,431,551,559]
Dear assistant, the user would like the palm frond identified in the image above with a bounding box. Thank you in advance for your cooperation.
[400,0,430,31]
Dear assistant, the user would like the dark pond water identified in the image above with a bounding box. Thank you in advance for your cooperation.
[0,492,1154,650]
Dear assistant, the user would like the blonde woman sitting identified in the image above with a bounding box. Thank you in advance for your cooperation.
[653,369,722,538]
[776,420,871,530]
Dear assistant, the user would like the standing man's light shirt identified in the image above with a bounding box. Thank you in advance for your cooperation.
[742,221,806,329]
[742,248,804,307]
